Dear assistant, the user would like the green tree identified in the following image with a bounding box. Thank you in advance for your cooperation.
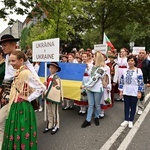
[1,0,150,51]
[20,27,31,50]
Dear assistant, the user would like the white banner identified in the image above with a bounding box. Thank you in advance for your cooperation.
[132,47,145,55]
[32,38,60,62]
[94,44,107,54]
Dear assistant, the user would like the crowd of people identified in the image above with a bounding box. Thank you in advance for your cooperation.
[58,47,150,129]
[0,33,150,150]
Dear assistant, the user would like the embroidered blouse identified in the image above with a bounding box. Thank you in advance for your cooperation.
[119,68,144,96]
[117,57,128,67]
[84,66,105,92]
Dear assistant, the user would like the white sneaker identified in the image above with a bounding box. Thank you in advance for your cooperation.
[82,110,86,114]
[120,120,128,127]
[128,121,133,128]
[79,110,82,114]
[39,106,43,112]
[99,113,105,118]
[137,110,143,115]
[100,110,104,118]
[63,106,70,110]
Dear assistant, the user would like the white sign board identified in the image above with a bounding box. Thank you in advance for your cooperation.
[132,47,145,55]
[32,38,60,62]
[94,44,107,54]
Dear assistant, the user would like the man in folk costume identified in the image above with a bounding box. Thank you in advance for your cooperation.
[106,54,118,105]
[0,34,39,149]
[43,62,63,134]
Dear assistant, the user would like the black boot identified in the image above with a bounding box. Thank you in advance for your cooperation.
[94,118,99,126]
[81,120,91,128]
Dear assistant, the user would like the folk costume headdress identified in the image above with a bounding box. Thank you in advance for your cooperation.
[47,62,61,72]
[0,34,20,45]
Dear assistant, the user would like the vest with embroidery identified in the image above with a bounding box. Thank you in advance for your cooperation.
[45,74,62,104]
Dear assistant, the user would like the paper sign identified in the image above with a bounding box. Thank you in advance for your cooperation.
[94,44,107,54]
[132,47,145,55]
[32,38,60,62]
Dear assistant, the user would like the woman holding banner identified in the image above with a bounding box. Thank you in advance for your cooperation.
[63,53,77,110]
[81,52,105,128]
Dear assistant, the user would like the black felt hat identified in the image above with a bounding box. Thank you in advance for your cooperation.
[47,62,61,72]
[0,34,20,44]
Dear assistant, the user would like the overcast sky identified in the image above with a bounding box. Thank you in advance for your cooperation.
[0,16,27,33]
[0,0,28,34]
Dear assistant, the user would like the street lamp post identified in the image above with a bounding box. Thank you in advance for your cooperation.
[129,42,135,53]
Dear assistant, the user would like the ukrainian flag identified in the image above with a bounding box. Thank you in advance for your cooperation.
[38,62,86,101]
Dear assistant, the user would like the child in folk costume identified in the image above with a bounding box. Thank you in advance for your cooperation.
[43,62,63,134]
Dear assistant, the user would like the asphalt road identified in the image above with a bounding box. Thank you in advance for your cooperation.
[36,98,150,150]
[37,101,124,150]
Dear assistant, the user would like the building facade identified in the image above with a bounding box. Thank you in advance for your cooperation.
[0,20,23,46]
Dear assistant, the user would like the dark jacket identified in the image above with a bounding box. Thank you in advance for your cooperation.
[137,59,150,84]
[0,62,5,87]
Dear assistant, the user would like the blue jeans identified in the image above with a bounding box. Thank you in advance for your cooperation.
[86,90,103,122]
[123,95,138,121]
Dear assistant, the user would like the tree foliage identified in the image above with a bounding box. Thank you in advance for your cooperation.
[1,0,150,51]
[0,0,35,24]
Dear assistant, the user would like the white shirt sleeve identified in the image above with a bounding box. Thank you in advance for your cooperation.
[33,64,40,73]
[4,55,16,80]
[26,74,46,102]
[113,64,119,83]
[24,60,39,79]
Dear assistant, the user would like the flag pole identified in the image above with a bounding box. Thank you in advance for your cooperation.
[44,62,47,121]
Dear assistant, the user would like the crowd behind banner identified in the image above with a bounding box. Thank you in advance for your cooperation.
[1,46,150,118]
[0,38,150,149]
[17,47,150,124]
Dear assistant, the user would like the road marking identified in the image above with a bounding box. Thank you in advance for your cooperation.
[100,126,127,150]
[117,99,150,150]
[100,93,150,150]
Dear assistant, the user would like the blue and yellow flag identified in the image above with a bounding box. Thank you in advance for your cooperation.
[38,62,86,101]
